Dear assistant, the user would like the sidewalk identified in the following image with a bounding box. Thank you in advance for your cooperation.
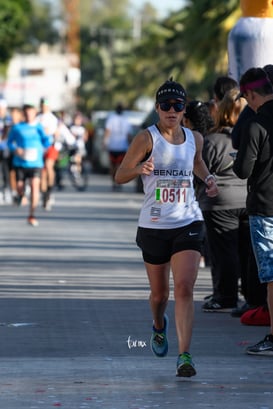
[0,174,272,409]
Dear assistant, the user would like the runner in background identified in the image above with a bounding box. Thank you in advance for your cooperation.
[103,103,132,191]
[7,103,51,226]
[36,97,59,210]
[0,98,12,204]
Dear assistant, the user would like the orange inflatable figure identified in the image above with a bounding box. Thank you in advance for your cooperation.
[228,0,273,81]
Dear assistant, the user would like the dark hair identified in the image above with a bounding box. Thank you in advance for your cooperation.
[239,67,273,96]
[115,103,124,114]
[184,100,214,135]
[23,103,35,110]
[213,76,238,101]
[263,64,273,85]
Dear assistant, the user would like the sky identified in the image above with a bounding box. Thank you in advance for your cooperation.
[131,0,186,18]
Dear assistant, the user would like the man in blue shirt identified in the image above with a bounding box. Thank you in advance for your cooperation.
[7,103,51,226]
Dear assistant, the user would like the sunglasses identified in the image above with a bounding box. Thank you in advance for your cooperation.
[159,101,185,112]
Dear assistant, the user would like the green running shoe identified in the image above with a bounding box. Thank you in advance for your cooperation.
[150,314,169,358]
[176,352,196,377]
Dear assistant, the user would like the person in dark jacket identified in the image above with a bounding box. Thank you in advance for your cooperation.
[198,88,251,312]
[233,67,273,355]
[230,65,273,323]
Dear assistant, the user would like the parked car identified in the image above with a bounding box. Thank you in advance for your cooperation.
[92,110,147,173]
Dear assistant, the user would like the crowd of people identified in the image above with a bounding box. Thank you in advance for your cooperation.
[0,97,95,225]
[115,67,273,377]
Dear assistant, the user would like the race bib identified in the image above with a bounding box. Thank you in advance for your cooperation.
[23,148,38,162]
[155,179,191,204]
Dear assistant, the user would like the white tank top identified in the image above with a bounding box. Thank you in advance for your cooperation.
[138,124,203,229]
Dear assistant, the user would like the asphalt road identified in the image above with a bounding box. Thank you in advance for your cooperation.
[0,174,272,409]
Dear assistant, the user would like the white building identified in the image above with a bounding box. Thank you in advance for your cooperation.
[0,45,80,112]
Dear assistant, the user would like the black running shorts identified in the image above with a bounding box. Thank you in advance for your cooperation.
[15,167,42,181]
[136,221,205,265]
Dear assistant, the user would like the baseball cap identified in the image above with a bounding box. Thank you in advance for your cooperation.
[156,77,187,103]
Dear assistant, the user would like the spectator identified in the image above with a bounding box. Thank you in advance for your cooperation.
[233,67,273,355]
[229,66,273,323]
[182,100,215,268]
[198,88,250,312]
[213,76,238,103]
[183,100,214,136]
[209,76,239,123]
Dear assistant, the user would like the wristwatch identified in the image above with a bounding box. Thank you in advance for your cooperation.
[204,174,215,184]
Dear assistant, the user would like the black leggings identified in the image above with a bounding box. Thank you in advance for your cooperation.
[203,208,266,306]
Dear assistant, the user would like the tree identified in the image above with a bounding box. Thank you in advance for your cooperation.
[112,0,240,104]
[77,0,135,111]
[0,0,31,65]
[22,0,61,53]
[171,0,240,96]
[79,0,130,28]
[77,0,241,111]
[77,0,164,110]
[0,0,63,76]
